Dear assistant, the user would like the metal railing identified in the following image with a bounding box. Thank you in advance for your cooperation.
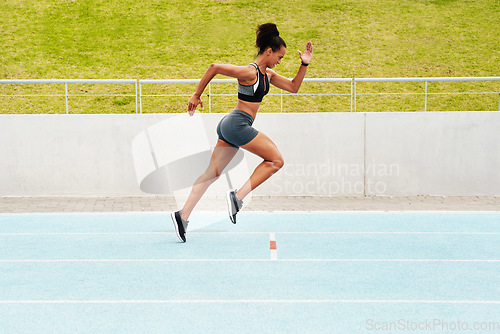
[0,79,138,114]
[354,77,500,112]
[1,77,499,113]
[141,77,500,113]
[139,78,353,113]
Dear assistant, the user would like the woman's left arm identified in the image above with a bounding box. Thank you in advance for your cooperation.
[269,41,313,93]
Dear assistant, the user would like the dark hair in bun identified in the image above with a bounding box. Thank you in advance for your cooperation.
[255,23,286,55]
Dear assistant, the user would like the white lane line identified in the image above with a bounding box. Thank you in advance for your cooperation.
[0,299,498,304]
[0,259,499,263]
[0,232,166,236]
[270,232,277,261]
[1,231,499,236]
[1,210,499,215]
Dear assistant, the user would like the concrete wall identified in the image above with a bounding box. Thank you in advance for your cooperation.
[366,112,500,196]
[0,112,499,197]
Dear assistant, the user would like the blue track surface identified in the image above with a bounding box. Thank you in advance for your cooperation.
[0,212,499,333]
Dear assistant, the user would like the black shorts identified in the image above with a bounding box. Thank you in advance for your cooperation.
[216,110,259,148]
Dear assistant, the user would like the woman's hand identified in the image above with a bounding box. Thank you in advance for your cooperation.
[297,41,313,65]
[187,94,203,116]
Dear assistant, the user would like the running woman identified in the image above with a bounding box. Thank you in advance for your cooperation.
[171,23,313,242]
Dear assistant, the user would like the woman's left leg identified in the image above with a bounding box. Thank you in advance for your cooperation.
[235,132,284,201]
[225,131,283,224]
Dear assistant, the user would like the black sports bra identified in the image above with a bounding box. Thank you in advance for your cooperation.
[237,63,269,103]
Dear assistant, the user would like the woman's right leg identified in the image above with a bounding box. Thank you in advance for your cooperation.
[180,139,239,220]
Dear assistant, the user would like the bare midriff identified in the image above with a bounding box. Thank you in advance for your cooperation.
[235,100,261,119]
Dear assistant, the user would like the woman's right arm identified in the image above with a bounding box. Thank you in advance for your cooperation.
[188,64,256,115]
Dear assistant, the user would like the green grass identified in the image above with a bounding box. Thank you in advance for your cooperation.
[1,0,498,113]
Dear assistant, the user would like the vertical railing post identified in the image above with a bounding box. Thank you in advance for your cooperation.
[139,81,143,114]
[350,79,353,112]
[208,82,211,113]
[65,82,69,114]
[424,80,428,112]
[498,82,500,112]
[135,80,138,114]
[353,79,357,112]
